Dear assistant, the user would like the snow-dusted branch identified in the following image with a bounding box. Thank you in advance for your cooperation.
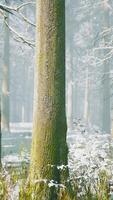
[95,50,113,66]
[0,2,36,47]
[16,2,35,11]
[18,12,36,27]
[0,2,36,27]
[93,47,113,51]
[75,0,113,14]
[4,16,35,47]
[0,2,35,12]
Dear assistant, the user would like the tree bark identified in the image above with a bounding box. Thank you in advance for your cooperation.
[30,1,68,199]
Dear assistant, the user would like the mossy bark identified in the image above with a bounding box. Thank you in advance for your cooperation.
[30,0,68,199]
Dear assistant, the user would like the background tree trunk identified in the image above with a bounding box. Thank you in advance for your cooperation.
[102,8,111,134]
[1,8,10,133]
[84,67,89,123]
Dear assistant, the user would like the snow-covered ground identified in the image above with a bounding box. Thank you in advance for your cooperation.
[10,122,32,133]
[1,122,113,199]
[2,131,31,158]
[2,121,113,180]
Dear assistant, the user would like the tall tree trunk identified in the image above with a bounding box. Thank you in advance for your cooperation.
[102,60,110,134]
[1,10,10,133]
[68,47,74,130]
[66,0,78,130]
[30,1,68,199]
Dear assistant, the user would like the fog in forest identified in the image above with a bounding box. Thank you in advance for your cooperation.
[1,0,113,199]
[1,0,112,133]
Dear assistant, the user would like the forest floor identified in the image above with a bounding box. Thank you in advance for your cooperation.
[1,122,113,199]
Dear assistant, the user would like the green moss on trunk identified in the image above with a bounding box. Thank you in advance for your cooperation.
[30,0,68,199]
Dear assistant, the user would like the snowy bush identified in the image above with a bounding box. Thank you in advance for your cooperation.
[68,120,113,198]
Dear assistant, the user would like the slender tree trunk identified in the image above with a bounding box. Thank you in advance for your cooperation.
[102,60,110,134]
[69,47,78,130]
[68,47,74,130]
[102,9,111,134]
[67,80,73,130]
[30,1,68,199]
[84,67,89,123]
[1,10,10,133]
[66,1,77,130]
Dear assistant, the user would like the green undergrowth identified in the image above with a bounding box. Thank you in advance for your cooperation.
[0,164,111,200]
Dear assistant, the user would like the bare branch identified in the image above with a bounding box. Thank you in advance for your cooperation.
[4,16,35,47]
[0,4,14,14]
[18,12,36,27]
[0,2,36,12]
[93,47,113,51]
[16,2,35,11]
[0,2,36,27]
